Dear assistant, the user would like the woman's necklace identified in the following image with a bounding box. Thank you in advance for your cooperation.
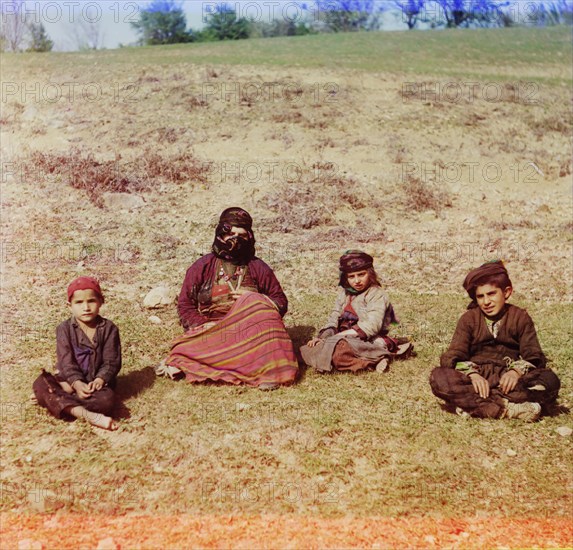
[219,264,245,293]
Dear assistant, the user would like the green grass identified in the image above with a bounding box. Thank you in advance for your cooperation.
[1,292,571,517]
[4,26,572,85]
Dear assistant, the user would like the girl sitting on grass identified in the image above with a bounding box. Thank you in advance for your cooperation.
[300,250,412,373]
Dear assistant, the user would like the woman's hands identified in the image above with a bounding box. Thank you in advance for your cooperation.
[307,328,358,347]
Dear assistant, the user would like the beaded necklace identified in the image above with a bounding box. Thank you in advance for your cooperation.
[219,263,245,293]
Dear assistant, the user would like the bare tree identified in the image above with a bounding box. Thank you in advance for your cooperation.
[79,18,103,49]
[67,18,104,51]
[393,0,426,29]
[1,0,29,51]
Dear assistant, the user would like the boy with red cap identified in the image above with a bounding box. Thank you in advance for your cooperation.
[32,277,121,430]
[430,260,560,421]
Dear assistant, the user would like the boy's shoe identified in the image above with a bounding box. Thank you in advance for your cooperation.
[504,401,541,422]
[455,407,471,419]
[375,358,389,373]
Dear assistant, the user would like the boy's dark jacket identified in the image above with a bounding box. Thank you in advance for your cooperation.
[56,316,121,386]
[440,304,546,369]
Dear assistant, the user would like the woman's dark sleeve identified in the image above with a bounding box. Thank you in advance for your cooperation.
[55,322,85,387]
[251,259,288,317]
[96,322,122,384]
[177,258,211,330]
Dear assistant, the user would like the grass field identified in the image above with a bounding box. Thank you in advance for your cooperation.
[7,26,572,84]
[1,25,572,548]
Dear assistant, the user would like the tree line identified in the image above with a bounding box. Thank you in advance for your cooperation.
[1,0,572,52]
[131,0,573,46]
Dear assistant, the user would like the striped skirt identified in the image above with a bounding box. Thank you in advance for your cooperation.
[166,292,298,387]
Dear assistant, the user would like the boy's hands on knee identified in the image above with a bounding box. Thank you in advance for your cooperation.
[87,377,105,392]
[307,338,322,347]
[499,369,520,394]
[469,373,490,398]
[72,380,93,399]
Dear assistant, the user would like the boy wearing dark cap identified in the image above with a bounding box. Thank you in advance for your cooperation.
[430,261,560,421]
[32,277,121,430]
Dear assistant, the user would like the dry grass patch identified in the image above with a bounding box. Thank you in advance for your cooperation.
[23,147,210,207]
[264,162,378,232]
[401,176,453,215]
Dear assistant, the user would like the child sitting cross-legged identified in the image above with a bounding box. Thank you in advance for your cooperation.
[32,277,121,430]
[300,250,412,373]
[430,260,560,422]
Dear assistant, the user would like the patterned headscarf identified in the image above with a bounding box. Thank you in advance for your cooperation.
[212,207,256,264]
[338,250,375,293]
[218,207,253,230]
[339,250,374,274]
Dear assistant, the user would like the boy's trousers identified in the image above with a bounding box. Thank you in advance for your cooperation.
[33,370,115,419]
[429,364,560,418]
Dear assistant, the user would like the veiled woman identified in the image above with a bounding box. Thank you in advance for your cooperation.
[156,207,298,389]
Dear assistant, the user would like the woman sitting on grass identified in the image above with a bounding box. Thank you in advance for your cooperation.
[156,207,298,390]
[300,250,412,373]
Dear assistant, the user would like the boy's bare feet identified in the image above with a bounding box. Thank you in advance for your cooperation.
[68,406,119,431]
[375,358,389,373]
[86,412,119,431]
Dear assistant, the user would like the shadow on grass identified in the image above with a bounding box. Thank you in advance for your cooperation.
[542,402,570,418]
[287,325,314,380]
[113,366,156,419]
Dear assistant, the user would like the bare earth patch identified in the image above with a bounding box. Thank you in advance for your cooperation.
[2,514,572,549]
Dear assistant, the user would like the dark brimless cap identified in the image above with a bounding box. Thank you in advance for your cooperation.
[339,250,374,274]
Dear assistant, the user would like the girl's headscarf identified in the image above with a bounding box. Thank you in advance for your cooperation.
[338,250,374,294]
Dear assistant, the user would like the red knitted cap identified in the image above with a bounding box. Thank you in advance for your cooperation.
[67,276,104,303]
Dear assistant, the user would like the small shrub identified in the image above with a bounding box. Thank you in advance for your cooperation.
[402,176,453,214]
[28,149,139,207]
[141,149,209,184]
[264,163,377,232]
[272,111,306,124]
[24,147,210,207]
